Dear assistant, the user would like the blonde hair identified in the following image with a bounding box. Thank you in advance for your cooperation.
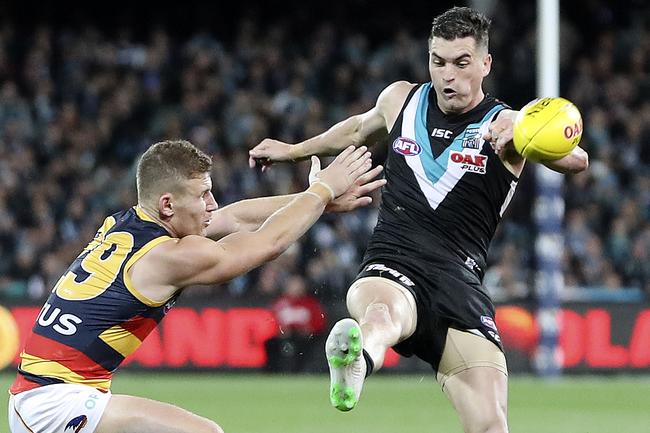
[136,140,212,204]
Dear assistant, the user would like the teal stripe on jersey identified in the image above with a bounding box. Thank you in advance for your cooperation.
[414,83,444,181]
[415,83,506,185]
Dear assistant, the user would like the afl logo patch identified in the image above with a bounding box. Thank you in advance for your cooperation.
[481,315,498,331]
[392,137,421,156]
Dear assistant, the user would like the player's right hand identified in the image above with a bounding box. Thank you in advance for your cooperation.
[325,164,386,213]
[311,146,372,198]
[484,109,517,157]
[248,138,293,170]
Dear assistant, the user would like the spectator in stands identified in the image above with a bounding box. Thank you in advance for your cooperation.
[0,0,648,304]
[265,274,327,372]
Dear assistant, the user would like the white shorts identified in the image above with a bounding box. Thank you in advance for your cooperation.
[8,383,111,433]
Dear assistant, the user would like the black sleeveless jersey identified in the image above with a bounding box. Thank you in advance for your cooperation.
[365,83,518,278]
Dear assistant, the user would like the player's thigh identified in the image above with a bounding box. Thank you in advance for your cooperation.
[95,394,223,433]
[346,276,417,337]
[438,329,508,431]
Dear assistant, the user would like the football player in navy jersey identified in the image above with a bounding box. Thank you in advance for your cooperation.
[8,139,384,433]
[249,6,588,433]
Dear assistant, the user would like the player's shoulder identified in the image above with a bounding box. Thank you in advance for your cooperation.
[379,81,417,103]
[377,81,419,119]
[146,234,218,273]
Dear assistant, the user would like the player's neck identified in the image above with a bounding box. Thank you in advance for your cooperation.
[136,204,178,237]
[461,89,486,114]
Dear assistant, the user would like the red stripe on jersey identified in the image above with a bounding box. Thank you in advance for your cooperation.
[119,315,159,341]
[22,333,112,379]
[9,374,42,394]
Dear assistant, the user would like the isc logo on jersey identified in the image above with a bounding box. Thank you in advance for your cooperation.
[392,137,421,156]
[431,128,453,139]
[449,151,487,174]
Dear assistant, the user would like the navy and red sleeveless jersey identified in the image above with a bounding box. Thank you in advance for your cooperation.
[11,207,174,393]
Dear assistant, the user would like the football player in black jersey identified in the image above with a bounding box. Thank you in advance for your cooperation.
[249,6,588,433]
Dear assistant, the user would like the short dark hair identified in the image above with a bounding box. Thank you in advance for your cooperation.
[136,139,212,204]
[429,7,491,50]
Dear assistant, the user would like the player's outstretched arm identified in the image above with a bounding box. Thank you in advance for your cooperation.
[206,164,385,240]
[148,146,373,289]
[540,145,589,174]
[248,111,384,165]
[248,81,413,169]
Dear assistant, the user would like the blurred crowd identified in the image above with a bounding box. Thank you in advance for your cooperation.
[0,0,648,308]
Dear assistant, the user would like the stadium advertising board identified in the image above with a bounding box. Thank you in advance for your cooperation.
[1,304,649,373]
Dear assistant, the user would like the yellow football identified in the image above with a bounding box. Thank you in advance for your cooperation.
[512,97,583,162]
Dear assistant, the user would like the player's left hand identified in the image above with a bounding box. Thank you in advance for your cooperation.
[325,164,386,213]
[248,138,293,171]
[484,109,518,158]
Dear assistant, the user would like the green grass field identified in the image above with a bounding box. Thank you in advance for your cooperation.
[2,372,649,433]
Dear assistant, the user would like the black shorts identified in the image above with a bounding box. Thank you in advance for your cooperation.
[354,253,504,371]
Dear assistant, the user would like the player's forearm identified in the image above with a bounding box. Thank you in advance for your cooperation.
[291,115,369,160]
[206,194,299,239]
[541,146,589,174]
[255,183,333,256]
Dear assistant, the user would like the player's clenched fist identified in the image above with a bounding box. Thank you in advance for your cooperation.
[248,138,294,170]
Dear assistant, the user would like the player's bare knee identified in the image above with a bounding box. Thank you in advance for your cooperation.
[467,407,508,433]
[364,302,392,324]
[475,419,508,433]
[362,302,402,338]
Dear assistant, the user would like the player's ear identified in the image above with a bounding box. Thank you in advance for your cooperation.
[482,53,492,77]
[159,193,174,218]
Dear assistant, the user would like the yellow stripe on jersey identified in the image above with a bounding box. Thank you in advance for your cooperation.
[20,352,112,391]
[98,325,143,358]
[122,235,174,307]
